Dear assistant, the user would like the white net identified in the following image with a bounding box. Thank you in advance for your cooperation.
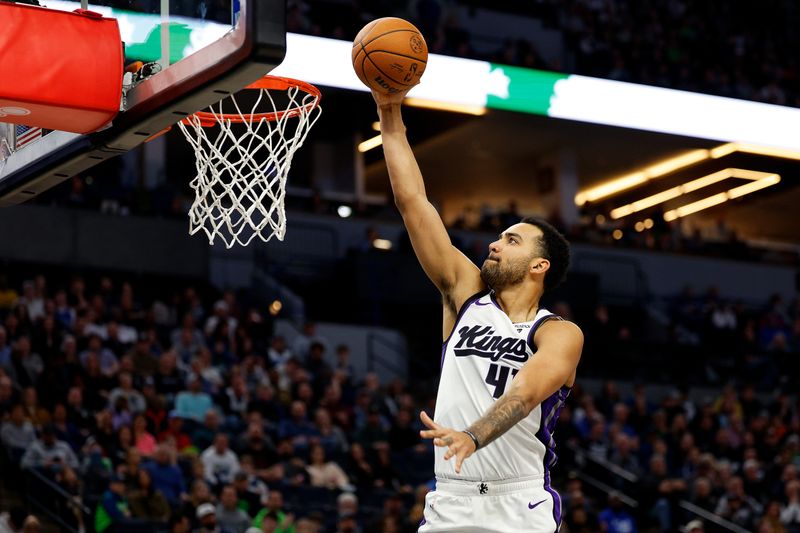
[177,78,322,248]
[0,123,13,180]
[0,122,12,165]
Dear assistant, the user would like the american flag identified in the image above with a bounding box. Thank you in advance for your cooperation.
[15,125,42,149]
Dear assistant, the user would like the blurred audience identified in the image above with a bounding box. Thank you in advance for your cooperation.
[2,271,800,533]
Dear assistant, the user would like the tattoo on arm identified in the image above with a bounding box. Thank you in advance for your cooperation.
[466,394,529,449]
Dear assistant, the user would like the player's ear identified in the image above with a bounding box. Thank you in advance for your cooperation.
[530,259,550,274]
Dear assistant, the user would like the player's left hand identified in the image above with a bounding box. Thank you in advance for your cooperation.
[420,411,476,474]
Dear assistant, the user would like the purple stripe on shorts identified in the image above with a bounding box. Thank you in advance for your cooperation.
[543,469,562,530]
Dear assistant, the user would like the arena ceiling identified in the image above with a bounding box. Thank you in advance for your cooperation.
[361,106,800,244]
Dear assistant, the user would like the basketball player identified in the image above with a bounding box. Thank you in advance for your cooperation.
[372,88,583,532]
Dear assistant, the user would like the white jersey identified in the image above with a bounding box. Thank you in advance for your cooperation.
[434,290,571,484]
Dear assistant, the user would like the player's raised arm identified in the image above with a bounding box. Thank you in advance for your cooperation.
[373,90,482,303]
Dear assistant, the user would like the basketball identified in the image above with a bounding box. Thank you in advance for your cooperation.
[351,17,428,95]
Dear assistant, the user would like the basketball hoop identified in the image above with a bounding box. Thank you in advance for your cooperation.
[177,76,322,248]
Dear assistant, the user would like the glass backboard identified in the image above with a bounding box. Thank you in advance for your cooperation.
[0,0,286,205]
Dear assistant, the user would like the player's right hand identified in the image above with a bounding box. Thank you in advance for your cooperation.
[372,87,413,108]
[420,411,477,474]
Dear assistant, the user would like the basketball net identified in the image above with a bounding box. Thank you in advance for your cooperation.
[177,77,322,248]
[0,124,13,177]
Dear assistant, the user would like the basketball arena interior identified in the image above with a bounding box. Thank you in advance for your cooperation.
[1,1,800,532]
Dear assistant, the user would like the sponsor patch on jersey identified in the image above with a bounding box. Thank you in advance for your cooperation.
[513,322,534,334]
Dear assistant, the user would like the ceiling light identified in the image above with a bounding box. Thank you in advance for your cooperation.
[372,238,392,250]
[610,186,682,219]
[575,149,710,206]
[734,143,800,161]
[664,193,728,221]
[645,149,709,177]
[710,142,800,161]
[611,168,774,219]
[727,173,780,199]
[576,172,647,206]
[663,173,780,222]
[358,134,382,153]
[680,169,733,192]
[576,141,800,208]
[337,205,352,218]
[710,143,737,159]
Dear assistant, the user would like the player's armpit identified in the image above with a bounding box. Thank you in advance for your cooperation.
[513,320,583,410]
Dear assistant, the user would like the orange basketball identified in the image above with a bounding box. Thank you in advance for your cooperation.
[351,17,428,95]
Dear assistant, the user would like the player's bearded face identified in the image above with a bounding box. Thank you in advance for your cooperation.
[480,251,536,289]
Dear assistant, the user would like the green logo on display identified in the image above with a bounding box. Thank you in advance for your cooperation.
[486,65,569,116]
[125,23,194,63]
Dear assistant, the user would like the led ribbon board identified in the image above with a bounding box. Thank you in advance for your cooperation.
[272,34,800,151]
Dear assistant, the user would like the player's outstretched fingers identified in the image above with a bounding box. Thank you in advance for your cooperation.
[419,412,465,455]
[420,411,439,429]
[420,411,444,441]
[455,452,465,474]
[371,87,412,107]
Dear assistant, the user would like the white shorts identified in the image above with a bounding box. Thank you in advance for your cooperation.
[418,476,561,533]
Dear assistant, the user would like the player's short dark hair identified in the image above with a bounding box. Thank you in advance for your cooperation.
[520,216,570,292]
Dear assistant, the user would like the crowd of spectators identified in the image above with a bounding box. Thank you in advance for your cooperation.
[1,273,800,531]
[0,508,42,533]
[666,288,800,390]
[0,273,434,532]
[285,0,800,109]
[534,0,798,107]
[575,283,800,392]
[561,379,800,533]
[5,2,800,531]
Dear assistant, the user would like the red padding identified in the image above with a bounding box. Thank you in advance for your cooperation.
[0,4,122,134]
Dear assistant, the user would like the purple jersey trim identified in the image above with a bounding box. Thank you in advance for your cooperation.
[488,291,504,311]
[526,314,563,354]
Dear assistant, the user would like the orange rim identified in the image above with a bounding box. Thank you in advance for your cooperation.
[182,76,321,127]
